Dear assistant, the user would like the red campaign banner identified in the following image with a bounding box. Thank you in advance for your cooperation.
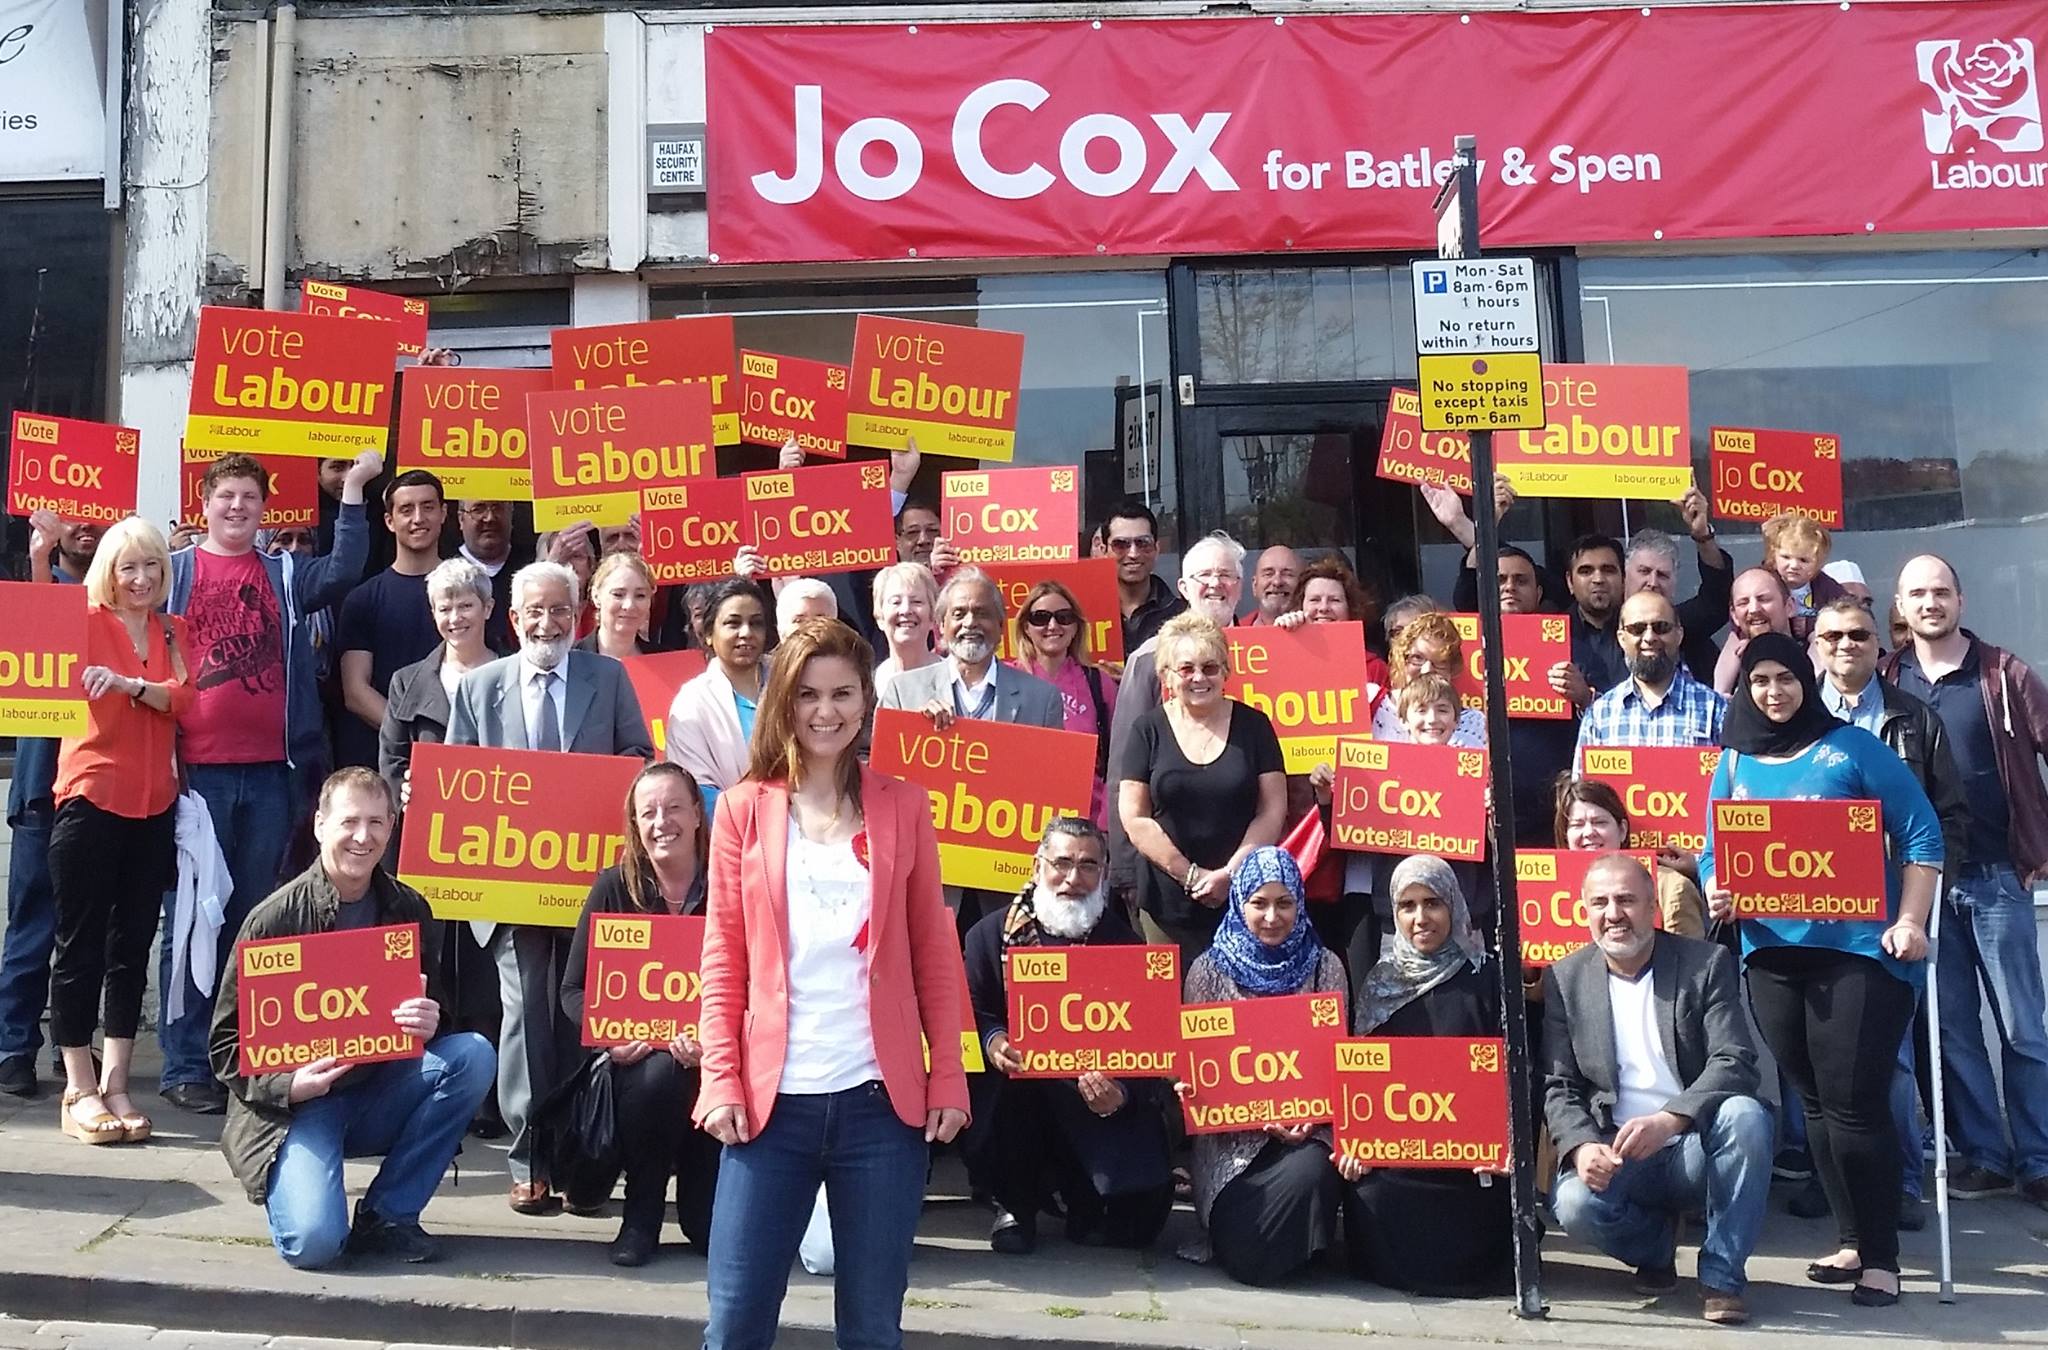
[397,366,550,501]
[1495,366,1692,501]
[1227,621,1374,773]
[526,383,716,531]
[847,315,1025,461]
[1333,1037,1511,1171]
[236,924,425,1076]
[299,282,430,358]
[1713,798,1889,922]
[1516,849,1660,967]
[739,350,851,458]
[1376,390,1473,497]
[8,413,140,524]
[741,459,896,577]
[1179,991,1346,1135]
[178,448,320,531]
[551,316,741,445]
[703,8,2048,264]
[0,581,89,737]
[941,465,1080,565]
[984,556,1123,664]
[619,649,709,758]
[1710,426,1846,529]
[641,478,753,588]
[581,913,706,1047]
[1331,738,1489,862]
[186,306,400,458]
[1580,746,1723,853]
[1003,944,1182,1079]
[1443,613,1572,719]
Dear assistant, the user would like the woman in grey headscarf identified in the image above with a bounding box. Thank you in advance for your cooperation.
[1340,854,1512,1297]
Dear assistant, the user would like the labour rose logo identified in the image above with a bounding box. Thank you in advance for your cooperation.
[1918,39,2044,153]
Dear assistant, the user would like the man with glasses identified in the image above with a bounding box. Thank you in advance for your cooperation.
[448,560,652,1216]
[1102,500,1186,652]
[1574,591,1728,771]
[456,499,521,653]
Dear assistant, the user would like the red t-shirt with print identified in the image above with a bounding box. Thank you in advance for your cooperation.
[179,547,288,764]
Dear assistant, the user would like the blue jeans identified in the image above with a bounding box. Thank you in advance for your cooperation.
[1939,863,2048,1184]
[160,762,294,1088]
[703,1083,929,1350]
[264,1032,495,1269]
[0,812,56,1066]
[1554,1096,1773,1294]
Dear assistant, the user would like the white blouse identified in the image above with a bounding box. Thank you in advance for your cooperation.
[778,820,883,1094]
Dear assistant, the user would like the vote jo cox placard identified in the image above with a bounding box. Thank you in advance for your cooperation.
[581,913,706,1047]
[1713,798,1888,921]
[1003,944,1182,1079]
[1331,738,1489,862]
[1179,991,1345,1135]
[235,924,425,1075]
[1333,1037,1511,1171]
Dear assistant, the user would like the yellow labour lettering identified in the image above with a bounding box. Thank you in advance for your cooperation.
[212,364,387,419]
[868,369,1014,423]
[419,416,524,463]
[0,650,78,690]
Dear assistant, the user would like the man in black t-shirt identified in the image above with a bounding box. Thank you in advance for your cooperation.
[335,471,448,768]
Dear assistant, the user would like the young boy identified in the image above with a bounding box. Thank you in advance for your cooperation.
[1761,512,1845,640]
[1396,672,1462,745]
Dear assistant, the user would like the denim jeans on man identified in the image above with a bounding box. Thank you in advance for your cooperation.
[0,806,56,1071]
[1940,863,2048,1185]
[264,1031,494,1269]
[160,762,295,1089]
[703,1082,929,1350]
[1554,1096,1773,1293]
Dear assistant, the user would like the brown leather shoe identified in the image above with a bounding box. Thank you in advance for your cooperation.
[509,1182,562,1216]
[1701,1287,1750,1325]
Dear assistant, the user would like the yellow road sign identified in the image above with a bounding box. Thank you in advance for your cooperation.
[1417,351,1544,433]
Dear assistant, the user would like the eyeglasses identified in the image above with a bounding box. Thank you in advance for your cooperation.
[517,604,576,623]
[897,524,942,542]
[1187,570,1236,587]
[1173,661,1226,679]
[1107,535,1156,553]
[1040,855,1104,878]
[1024,607,1078,629]
[1620,620,1677,637]
[459,504,508,520]
[1817,628,1875,646]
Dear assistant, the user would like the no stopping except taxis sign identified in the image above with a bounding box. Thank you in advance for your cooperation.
[1411,259,1544,433]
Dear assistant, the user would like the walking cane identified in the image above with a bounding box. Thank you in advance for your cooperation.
[1924,881,1956,1303]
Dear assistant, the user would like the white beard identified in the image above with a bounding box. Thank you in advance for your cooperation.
[522,635,571,672]
[1032,883,1107,939]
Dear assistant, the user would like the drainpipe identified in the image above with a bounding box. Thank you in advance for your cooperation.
[261,3,297,309]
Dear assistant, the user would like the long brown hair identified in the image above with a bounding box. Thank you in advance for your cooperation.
[1012,579,1093,673]
[744,617,874,802]
[619,762,709,912]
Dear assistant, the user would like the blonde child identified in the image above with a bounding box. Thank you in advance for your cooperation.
[1396,672,1462,745]
[1761,512,1845,639]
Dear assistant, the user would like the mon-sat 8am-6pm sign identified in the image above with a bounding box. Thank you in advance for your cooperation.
[1713,798,1889,921]
[0,581,88,737]
[398,366,550,500]
[1004,944,1182,1079]
[186,307,400,458]
[8,413,139,524]
[1332,739,1489,862]
[941,466,1079,566]
[525,383,715,530]
[1333,1037,1510,1171]
[235,924,425,1076]
[551,316,741,445]
[399,744,641,927]
[1410,258,1545,435]
[870,709,1094,891]
[1710,426,1845,529]
[848,315,1025,461]
[1580,746,1722,852]
[1226,621,1374,772]
[1493,365,1691,500]
[1180,991,1346,1135]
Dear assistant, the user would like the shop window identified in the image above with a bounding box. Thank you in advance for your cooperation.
[1582,249,2048,667]
[652,272,1174,550]
[424,289,572,368]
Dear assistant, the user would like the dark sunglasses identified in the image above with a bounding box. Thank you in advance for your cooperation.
[1107,536,1155,553]
[1817,627,1875,645]
[1620,620,1676,637]
[1024,607,1078,629]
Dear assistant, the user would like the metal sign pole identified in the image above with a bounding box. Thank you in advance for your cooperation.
[1925,884,1956,1302]
[1435,133,1547,1321]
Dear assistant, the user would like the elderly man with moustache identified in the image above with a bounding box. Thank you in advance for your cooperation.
[962,818,1174,1255]
[1544,854,1771,1324]
[1712,568,1797,695]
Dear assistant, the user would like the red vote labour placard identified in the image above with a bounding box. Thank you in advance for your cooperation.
[235,924,425,1076]
[1710,426,1844,529]
[1004,944,1182,1079]
[1580,746,1723,852]
[551,316,740,445]
[0,581,88,737]
[1516,849,1660,966]
[941,466,1079,565]
[619,650,709,759]
[186,306,400,458]
[1227,621,1374,773]
[398,366,549,500]
[1331,739,1489,862]
[1495,365,1690,501]
[1377,389,1474,496]
[641,478,753,587]
[299,282,430,358]
[179,447,320,531]
[8,413,140,524]
[526,383,715,530]
[1179,991,1346,1135]
[1713,798,1888,922]
[741,460,895,576]
[581,913,706,1047]
[869,709,1095,892]
[984,557,1123,665]
[739,350,850,458]
[1333,1037,1511,1171]
[848,315,1025,461]
[1444,613,1573,720]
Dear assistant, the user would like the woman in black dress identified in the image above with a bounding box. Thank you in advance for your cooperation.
[1341,853,1512,1297]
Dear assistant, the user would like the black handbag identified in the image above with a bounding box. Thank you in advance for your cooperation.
[533,1050,620,1189]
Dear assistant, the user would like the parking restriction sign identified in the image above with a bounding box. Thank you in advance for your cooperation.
[1411,259,1546,433]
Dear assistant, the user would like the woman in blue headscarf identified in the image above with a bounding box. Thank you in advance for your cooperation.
[1178,846,1348,1285]
[1340,854,1512,1297]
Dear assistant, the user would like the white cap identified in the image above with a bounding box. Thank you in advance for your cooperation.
[1822,560,1866,587]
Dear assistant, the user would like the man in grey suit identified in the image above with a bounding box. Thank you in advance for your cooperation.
[447,560,651,1215]
[878,567,1063,939]
[1543,854,1772,1325]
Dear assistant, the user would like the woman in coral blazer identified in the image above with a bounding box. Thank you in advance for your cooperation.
[695,617,969,1350]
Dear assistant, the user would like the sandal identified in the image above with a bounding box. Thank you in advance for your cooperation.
[102,1090,152,1143]
[59,1088,125,1145]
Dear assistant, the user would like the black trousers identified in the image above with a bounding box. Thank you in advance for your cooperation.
[47,797,176,1048]
[970,1074,1172,1247]
[1748,946,1915,1272]
[566,1054,721,1246]
[1209,1136,1341,1286]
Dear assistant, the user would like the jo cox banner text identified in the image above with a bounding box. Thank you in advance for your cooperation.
[703,5,2048,263]
[1179,991,1345,1135]
[9,413,139,524]
[1003,944,1182,1079]
[1331,738,1489,862]
[581,914,705,1047]
[1713,798,1889,922]
[1581,746,1722,853]
[1333,1037,1511,1171]
[180,448,320,531]
[235,924,424,1076]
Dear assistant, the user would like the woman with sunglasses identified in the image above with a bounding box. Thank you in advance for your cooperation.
[1118,614,1287,960]
[1010,580,1119,827]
